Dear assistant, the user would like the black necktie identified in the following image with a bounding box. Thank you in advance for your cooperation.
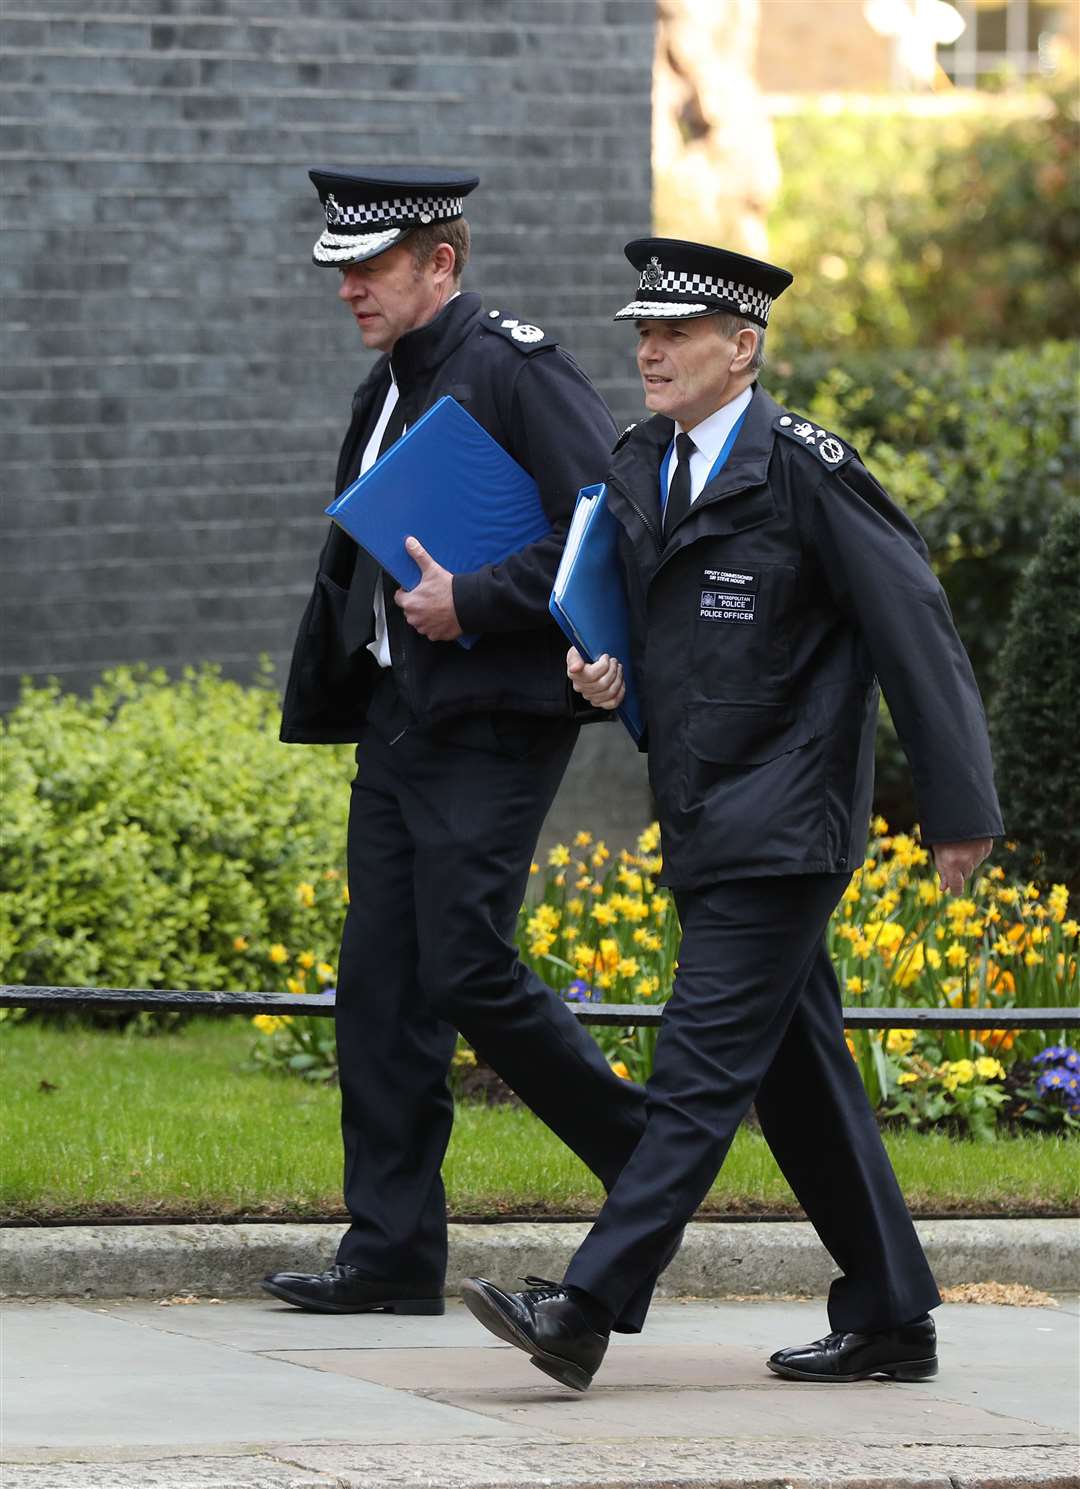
[664,431,695,539]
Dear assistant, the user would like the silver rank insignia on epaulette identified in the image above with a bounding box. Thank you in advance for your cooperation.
[775,413,849,466]
[484,309,553,349]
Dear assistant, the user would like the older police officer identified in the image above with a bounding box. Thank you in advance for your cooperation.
[263,170,649,1317]
[463,238,1004,1389]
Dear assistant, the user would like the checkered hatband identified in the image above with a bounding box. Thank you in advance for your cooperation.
[616,257,776,325]
[324,193,465,228]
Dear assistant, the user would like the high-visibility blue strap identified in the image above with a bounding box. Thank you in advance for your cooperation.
[659,406,749,517]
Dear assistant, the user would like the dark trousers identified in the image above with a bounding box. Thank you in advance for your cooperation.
[333,703,649,1317]
[564,873,941,1335]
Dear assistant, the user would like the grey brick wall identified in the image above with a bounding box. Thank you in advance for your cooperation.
[1,0,654,733]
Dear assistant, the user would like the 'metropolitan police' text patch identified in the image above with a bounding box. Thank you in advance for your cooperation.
[700,589,755,623]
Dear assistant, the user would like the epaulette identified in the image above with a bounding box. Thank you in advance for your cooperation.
[612,421,638,453]
[481,308,558,354]
[774,412,854,470]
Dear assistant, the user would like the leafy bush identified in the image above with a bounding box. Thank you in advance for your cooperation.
[990,506,1080,889]
[770,84,1079,356]
[771,340,1079,825]
[774,340,1079,684]
[1,665,354,991]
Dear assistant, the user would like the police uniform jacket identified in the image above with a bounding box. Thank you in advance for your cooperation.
[606,385,1004,889]
[280,292,616,742]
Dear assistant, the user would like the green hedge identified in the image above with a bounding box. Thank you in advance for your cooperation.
[1,665,354,990]
[775,339,1080,689]
[991,507,1080,889]
[770,85,1079,356]
[772,339,1079,826]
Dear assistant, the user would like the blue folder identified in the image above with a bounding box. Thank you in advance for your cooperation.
[549,484,645,742]
[325,395,551,649]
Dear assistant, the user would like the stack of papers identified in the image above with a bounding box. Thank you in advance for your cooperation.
[549,484,644,742]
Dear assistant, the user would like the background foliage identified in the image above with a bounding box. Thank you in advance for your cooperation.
[1,665,354,990]
[990,506,1080,890]
[769,86,1079,356]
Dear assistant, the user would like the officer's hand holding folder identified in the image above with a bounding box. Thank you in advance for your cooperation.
[325,395,551,650]
[549,484,644,743]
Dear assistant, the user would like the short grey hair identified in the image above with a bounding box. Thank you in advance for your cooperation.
[713,311,766,374]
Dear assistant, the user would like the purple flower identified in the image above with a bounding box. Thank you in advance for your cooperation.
[1032,1044,1078,1067]
[563,979,599,1003]
[1036,1068,1065,1093]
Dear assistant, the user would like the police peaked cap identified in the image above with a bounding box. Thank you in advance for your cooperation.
[308,166,480,267]
[615,238,793,328]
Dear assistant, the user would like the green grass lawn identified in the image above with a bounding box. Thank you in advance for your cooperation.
[2,1019,1076,1221]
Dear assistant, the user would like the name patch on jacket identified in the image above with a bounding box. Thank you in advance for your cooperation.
[700,567,757,623]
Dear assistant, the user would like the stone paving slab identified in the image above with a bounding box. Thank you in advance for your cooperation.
[2,1297,1076,1489]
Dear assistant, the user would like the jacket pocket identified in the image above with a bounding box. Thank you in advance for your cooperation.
[685,699,815,765]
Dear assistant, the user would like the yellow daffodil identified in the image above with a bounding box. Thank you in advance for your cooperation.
[897,1071,919,1086]
[845,976,864,995]
[945,941,968,969]
[637,823,661,854]
[1063,920,1079,939]
[317,962,335,982]
[574,830,593,848]
[548,844,571,867]
[610,1060,631,1079]
[232,935,249,951]
[297,951,316,970]
[268,943,289,964]
[885,1028,915,1056]
[286,976,305,995]
[296,882,316,908]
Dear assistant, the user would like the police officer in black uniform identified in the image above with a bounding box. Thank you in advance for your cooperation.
[462,238,1004,1389]
[262,169,650,1317]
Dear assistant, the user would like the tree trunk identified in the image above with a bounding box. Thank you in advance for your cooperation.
[653,0,780,256]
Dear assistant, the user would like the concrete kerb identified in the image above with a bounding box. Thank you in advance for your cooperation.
[2,1218,1077,1300]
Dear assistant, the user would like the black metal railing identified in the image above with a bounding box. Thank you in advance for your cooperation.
[2,984,1076,1030]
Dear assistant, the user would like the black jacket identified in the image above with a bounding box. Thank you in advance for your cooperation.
[280,292,617,742]
[606,385,1004,889]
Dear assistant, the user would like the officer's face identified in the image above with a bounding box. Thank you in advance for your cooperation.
[635,317,745,430]
[337,243,445,352]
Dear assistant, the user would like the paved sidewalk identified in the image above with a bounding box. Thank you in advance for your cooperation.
[3,1294,1077,1488]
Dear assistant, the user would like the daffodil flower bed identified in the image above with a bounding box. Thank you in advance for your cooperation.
[242,822,1078,1138]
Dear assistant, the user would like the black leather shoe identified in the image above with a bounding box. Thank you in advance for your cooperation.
[462,1275,608,1391]
[767,1314,937,1383]
[261,1263,444,1315]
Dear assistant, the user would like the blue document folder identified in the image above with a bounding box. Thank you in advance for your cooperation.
[325,395,551,649]
[549,484,645,742]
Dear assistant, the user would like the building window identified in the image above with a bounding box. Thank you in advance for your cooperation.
[937,0,1072,86]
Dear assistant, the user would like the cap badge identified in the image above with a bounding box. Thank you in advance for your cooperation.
[324,193,343,227]
[511,324,544,343]
[642,256,663,290]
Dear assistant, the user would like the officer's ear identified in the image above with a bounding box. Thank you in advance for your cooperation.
[730,326,758,374]
[428,241,457,287]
